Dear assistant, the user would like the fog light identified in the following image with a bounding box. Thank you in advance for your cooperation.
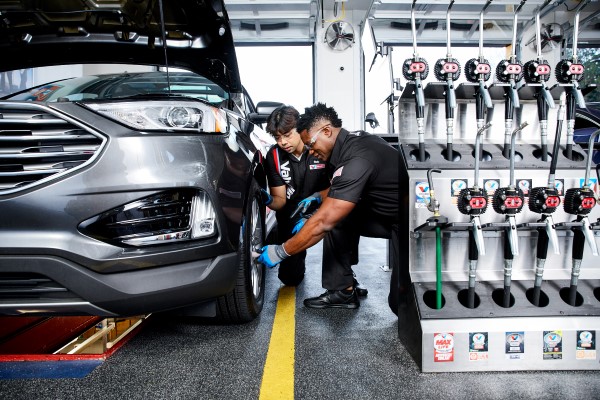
[191,192,216,239]
[79,189,217,247]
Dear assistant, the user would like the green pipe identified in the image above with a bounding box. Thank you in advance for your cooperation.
[436,226,442,309]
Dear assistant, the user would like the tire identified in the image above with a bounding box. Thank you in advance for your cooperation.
[217,179,266,323]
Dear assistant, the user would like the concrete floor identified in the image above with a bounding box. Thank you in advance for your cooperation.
[1,237,599,399]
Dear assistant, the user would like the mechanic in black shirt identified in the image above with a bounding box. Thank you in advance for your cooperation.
[262,105,330,286]
[257,103,400,311]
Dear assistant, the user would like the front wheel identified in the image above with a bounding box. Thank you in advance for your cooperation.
[217,180,266,323]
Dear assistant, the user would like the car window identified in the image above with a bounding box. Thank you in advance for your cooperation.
[4,71,229,106]
[243,87,257,115]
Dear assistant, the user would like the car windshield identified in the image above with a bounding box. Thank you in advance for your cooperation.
[4,71,229,106]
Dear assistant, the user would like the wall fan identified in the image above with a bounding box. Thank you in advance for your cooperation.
[528,22,564,53]
[325,21,354,51]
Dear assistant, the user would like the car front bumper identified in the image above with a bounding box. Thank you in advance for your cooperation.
[0,251,238,316]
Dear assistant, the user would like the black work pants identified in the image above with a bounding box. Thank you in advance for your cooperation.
[276,215,306,286]
[321,203,398,295]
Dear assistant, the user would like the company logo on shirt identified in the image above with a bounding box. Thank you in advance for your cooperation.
[331,166,344,182]
[310,163,326,170]
[286,186,295,199]
[279,161,291,184]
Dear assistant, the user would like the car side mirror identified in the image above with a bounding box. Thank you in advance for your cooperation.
[365,112,379,129]
[248,101,285,124]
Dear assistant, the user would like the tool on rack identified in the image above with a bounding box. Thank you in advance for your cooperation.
[563,128,600,306]
[556,0,589,160]
[493,122,528,308]
[496,0,526,159]
[426,168,447,309]
[523,0,555,162]
[528,94,564,306]
[403,0,429,162]
[457,122,492,309]
[465,0,493,162]
[434,0,460,161]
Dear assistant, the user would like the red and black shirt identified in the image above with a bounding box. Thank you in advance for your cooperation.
[265,145,329,218]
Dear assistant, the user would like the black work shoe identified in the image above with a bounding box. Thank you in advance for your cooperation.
[304,289,360,309]
[353,278,368,297]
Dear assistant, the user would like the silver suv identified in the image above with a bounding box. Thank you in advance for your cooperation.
[0,0,279,322]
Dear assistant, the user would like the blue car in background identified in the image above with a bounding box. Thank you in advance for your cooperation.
[574,102,600,164]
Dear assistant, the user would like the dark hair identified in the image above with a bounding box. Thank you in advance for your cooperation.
[265,105,299,137]
[296,103,343,133]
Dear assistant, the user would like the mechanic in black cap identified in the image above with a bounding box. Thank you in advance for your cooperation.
[261,105,331,286]
[257,103,400,311]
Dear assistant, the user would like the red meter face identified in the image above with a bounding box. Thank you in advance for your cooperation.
[506,64,522,74]
[504,196,523,209]
[469,197,487,209]
[536,64,551,76]
[410,62,427,73]
[581,197,596,209]
[569,63,584,75]
[476,63,491,74]
[443,62,459,73]
[545,196,560,208]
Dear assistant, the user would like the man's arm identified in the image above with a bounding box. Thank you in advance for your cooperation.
[283,196,355,255]
[267,185,287,211]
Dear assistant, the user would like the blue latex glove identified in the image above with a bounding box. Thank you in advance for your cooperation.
[260,188,273,206]
[292,217,307,234]
[291,192,322,218]
[256,245,289,268]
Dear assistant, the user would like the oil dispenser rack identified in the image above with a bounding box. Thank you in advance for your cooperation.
[396,81,599,372]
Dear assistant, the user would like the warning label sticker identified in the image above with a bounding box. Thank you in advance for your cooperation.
[543,330,563,360]
[576,330,596,360]
[505,332,525,360]
[433,332,454,362]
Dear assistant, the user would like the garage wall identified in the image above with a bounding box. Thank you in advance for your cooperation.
[314,8,366,131]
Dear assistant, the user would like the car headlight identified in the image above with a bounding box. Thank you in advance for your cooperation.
[85,100,226,132]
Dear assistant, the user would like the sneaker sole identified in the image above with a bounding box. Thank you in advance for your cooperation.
[303,302,360,309]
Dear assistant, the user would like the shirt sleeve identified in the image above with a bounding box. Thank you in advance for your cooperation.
[265,146,286,188]
[327,157,373,204]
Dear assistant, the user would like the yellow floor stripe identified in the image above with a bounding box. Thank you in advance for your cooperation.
[259,285,295,400]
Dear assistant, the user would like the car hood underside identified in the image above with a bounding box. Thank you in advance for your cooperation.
[0,0,242,92]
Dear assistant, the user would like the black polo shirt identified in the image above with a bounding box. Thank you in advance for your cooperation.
[328,128,399,222]
[265,145,329,218]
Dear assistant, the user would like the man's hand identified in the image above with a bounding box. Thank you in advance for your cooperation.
[291,217,307,234]
[291,192,322,218]
[260,188,273,206]
[256,245,289,268]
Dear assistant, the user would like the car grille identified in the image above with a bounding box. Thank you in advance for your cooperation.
[0,102,105,194]
[0,273,81,301]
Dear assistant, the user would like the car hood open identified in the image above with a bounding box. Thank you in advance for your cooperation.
[0,0,242,92]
